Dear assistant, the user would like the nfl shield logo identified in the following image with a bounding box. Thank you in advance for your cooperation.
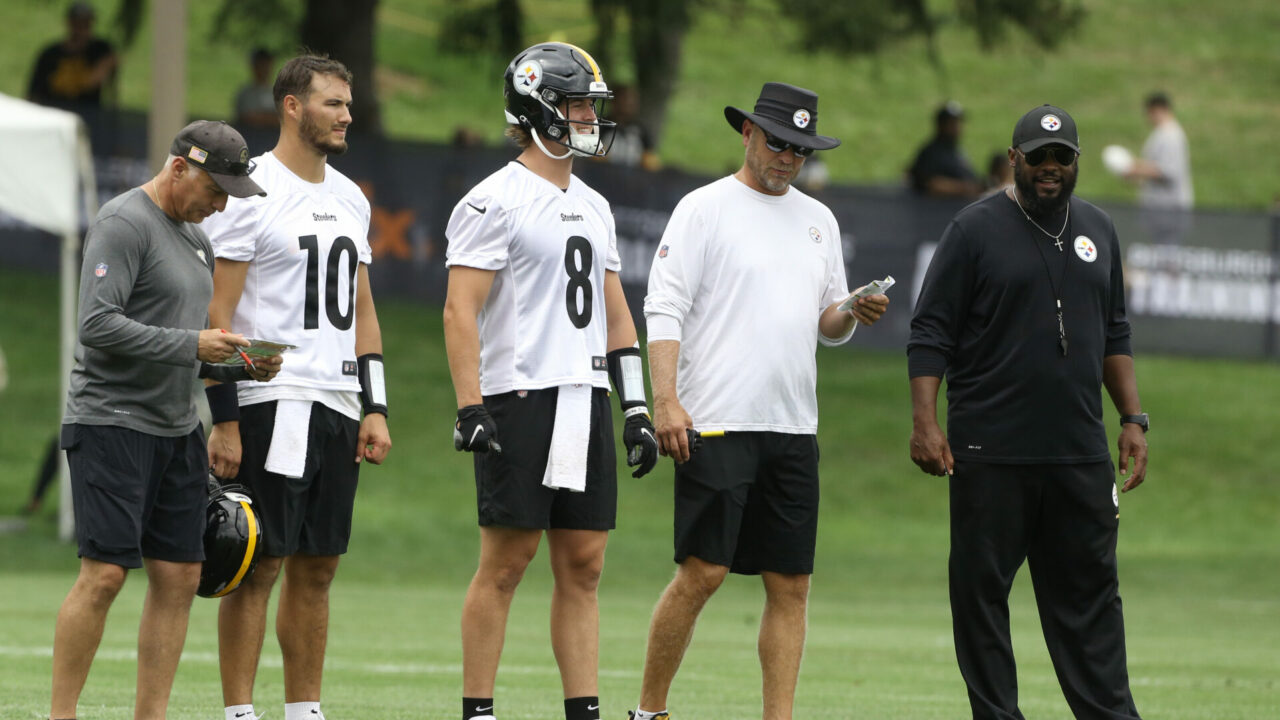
[658,245,669,258]
[94,263,108,277]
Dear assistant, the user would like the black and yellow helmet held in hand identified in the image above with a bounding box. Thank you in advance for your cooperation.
[198,476,263,598]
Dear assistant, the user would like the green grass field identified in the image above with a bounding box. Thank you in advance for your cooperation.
[1,268,1278,717]
[2,0,1278,209]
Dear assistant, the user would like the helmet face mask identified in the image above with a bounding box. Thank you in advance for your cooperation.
[504,43,617,159]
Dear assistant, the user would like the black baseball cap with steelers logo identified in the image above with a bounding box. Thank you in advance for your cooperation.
[1012,104,1080,153]
[170,120,267,198]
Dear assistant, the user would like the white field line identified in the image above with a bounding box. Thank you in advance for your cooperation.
[0,645,640,678]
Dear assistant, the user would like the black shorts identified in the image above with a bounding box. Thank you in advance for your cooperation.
[237,401,361,557]
[62,423,207,569]
[673,432,819,575]
[475,387,617,530]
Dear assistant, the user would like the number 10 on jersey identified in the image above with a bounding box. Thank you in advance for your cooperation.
[300,234,359,331]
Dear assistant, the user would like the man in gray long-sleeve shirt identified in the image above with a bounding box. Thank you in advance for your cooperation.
[50,121,279,720]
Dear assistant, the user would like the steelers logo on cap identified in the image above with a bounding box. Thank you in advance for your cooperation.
[793,108,811,129]
[1041,114,1062,132]
[514,60,542,96]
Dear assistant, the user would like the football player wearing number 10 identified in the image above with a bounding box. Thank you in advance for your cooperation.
[443,42,659,720]
[201,54,392,720]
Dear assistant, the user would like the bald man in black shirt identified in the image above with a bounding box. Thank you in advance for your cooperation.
[908,105,1149,720]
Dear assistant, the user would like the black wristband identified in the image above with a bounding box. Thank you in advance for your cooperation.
[198,362,251,383]
[204,382,240,424]
[358,353,388,417]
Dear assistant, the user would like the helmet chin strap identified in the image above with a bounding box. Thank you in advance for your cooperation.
[530,126,576,160]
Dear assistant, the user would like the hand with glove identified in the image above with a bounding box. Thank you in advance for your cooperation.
[454,404,502,453]
[623,411,659,478]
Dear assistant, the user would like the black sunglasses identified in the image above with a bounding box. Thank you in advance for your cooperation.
[762,131,815,157]
[1020,145,1077,167]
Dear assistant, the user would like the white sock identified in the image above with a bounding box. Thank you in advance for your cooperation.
[633,710,667,720]
[226,705,257,720]
[285,701,323,720]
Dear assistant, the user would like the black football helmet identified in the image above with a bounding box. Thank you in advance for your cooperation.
[198,476,263,599]
[503,42,616,159]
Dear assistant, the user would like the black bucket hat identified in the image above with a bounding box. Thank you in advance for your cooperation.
[725,82,840,152]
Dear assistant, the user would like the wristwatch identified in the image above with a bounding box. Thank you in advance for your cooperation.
[1119,413,1149,433]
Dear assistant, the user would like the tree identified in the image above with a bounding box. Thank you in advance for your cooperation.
[774,0,1087,66]
[590,0,693,152]
[116,0,384,135]
[298,0,381,134]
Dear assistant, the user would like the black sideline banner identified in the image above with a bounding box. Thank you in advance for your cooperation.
[3,109,1277,360]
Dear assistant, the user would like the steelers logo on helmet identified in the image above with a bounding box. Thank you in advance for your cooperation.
[793,108,811,129]
[514,60,543,96]
[503,42,618,160]
[1041,114,1062,132]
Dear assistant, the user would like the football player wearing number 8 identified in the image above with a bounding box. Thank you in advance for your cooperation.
[201,54,391,720]
[443,42,658,720]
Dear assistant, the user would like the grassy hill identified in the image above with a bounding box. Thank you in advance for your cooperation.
[2,0,1278,209]
[2,266,1278,716]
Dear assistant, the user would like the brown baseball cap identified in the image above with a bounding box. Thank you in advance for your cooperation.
[170,121,266,198]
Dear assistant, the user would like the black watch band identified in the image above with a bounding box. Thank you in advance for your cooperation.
[1119,413,1149,432]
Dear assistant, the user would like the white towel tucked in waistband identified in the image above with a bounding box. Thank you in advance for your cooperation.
[542,384,592,493]
[264,399,312,479]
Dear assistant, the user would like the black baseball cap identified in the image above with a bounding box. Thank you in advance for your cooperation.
[67,1,95,21]
[725,82,840,151]
[936,101,964,123]
[170,120,266,198]
[1012,104,1080,153]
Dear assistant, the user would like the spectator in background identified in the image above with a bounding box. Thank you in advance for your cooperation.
[234,48,279,129]
[451,126,485,148]
[907,101,982,199]
[605,84,660,171]
[982,151,1014,197]
[27,1,119,113]
[1124,92,1193,245]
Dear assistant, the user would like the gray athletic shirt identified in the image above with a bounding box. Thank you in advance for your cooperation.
[63,187,215,436]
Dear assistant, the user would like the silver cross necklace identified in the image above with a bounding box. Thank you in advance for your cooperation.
[1011,189,1072,356]
[1012,188,1070,251]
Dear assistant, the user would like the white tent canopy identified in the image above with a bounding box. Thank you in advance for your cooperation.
[0,93,99,540]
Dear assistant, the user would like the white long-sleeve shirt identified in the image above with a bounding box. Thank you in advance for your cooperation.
[644,175,852,434]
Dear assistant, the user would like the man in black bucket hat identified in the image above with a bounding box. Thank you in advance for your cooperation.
[628,83,889,720]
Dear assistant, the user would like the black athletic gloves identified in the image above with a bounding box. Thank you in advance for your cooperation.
[454,404,502,453]
[623,412,658,478]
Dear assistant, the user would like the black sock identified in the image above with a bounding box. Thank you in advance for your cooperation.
[463,697,494,720]
[565,696,601,720]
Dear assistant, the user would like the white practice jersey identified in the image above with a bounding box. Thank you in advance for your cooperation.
[202,151,373,419]
[446,161,621,396]
[644,176,852,434]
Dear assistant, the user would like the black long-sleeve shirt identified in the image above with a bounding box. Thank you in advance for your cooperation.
[908,192,1132,464]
